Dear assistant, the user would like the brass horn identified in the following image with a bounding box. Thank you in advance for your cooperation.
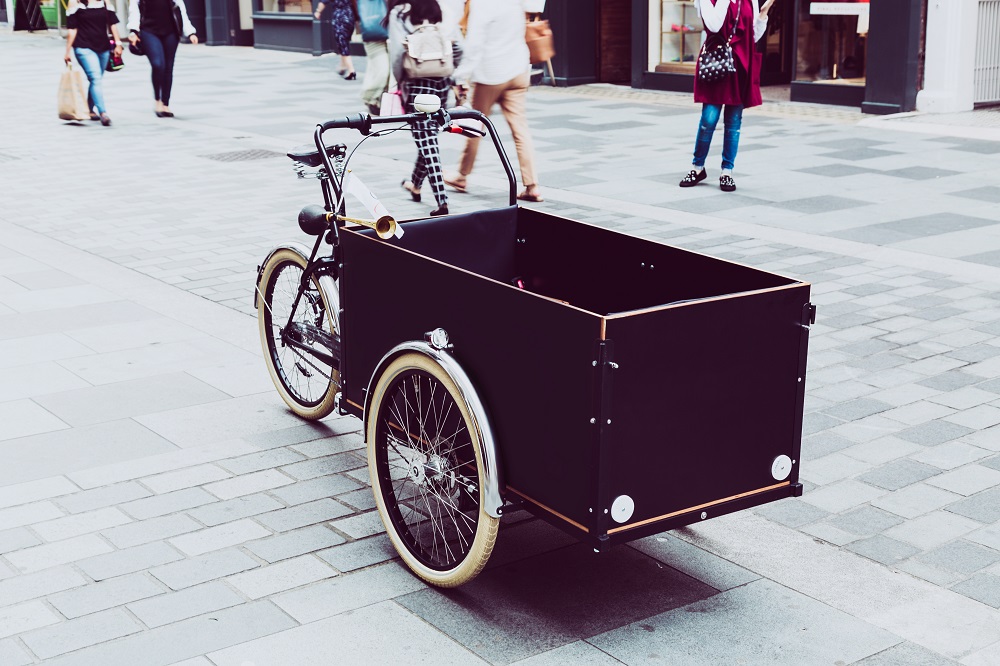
[336,214,398,240]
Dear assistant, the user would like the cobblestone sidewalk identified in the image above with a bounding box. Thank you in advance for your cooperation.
[2,29,1000,665]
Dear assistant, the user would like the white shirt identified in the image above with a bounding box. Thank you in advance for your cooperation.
[452,0,530,86]
[697,0,768,43]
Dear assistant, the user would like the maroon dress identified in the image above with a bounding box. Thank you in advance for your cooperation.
[693,0,762,108]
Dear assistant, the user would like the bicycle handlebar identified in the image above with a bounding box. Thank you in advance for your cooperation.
[314,108,517,207]
[318,108,487,133]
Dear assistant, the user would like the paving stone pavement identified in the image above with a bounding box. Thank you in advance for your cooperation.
[3,27,1000,665]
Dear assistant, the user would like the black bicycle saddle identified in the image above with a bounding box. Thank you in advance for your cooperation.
[287,143,347,168]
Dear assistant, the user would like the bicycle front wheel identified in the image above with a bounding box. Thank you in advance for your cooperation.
[257,248,339,420]
[367,353,499,587]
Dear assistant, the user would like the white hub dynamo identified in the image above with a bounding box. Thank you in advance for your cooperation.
[610,495,635,524]
[771,455,793,481]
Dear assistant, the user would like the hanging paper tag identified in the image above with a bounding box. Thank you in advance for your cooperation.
[343,172,404,238]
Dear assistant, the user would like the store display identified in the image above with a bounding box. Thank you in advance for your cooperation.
[655,0,704,74]
[795,0,868,85]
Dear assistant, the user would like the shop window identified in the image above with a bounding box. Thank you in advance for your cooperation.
[649,0,705,73]
[256,0,311,14]
[795,0,868,85]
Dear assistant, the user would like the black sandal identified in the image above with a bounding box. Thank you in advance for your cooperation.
[720,174,736,192]
[679,168,706,188]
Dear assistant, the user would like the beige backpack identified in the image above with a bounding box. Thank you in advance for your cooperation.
[403,22,454,79]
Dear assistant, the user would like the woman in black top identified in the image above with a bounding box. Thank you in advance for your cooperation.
[64,0,124,126]
[127,0,199,118]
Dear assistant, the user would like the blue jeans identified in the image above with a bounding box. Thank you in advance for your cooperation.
[692,104,744,171]
[73,48,110,114]
[141,31,180,105]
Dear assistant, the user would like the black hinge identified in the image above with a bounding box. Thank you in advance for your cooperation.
[802,302,817,327]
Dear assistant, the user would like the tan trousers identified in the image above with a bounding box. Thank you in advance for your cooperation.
[458,72,538,187]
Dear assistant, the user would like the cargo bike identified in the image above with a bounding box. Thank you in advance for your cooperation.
[255,98,816,588]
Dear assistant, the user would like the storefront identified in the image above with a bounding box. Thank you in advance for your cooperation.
[630,0,924,112]
[201,0,346,55]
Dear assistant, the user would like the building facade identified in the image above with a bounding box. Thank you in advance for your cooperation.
[545,0,1000,112]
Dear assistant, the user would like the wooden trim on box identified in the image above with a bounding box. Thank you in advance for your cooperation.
[606,481,791,535]
[605,281,809,320]
[346,398,364,411]
[506,486,589,533]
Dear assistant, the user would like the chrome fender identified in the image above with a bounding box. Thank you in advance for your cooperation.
[365,341,505,518]
[256,242,340,336]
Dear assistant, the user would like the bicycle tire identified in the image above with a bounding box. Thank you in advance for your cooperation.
[257,248,339,420]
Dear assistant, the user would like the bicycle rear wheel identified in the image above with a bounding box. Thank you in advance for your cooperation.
[257,248,339,420]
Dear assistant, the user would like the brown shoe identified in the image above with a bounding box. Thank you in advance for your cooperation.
[100,113,111,126]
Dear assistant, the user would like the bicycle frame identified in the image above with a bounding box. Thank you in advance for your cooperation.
[261,108,517,378]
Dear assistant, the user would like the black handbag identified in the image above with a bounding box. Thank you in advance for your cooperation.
[697,0,741,83]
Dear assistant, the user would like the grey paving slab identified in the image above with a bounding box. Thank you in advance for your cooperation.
[0,639,33,666]
[33,373,230,427]
[852,641,962,666]
[951,573,1000,608]
[208,601,486,666]
[225,554,336,599]
[41,601,297,666]
[150,548,260,590]
[589,579,900,666]
[48,572,164,619]
[316,533,398,572]
[126,580,245,628]
[628,532,760,592]
[21,608,143,659]
[77,542,185,581]
[397,544,717,664]
[0,566,87,608]
[0,419,178,486]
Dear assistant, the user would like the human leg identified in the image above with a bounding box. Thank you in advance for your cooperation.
[73,48,108,115]
[693,103,722,168]
[680,103,722,186]
[361,40,389,111]
[450,81,502,189]
[159,31,180,109]
[141,31,167,106]
[406,80,449,211]
[721,105,744,171]
[333,2,355,76]
[496,73,540,199]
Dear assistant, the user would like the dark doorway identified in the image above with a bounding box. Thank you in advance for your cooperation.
[758,0,795,86]
[598,0,631,83]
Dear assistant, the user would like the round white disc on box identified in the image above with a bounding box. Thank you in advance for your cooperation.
[771,455,792,481]
[611,495,634,524]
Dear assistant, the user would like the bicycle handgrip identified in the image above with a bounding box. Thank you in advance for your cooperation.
[319,114,372,133]
[447,109,488,122]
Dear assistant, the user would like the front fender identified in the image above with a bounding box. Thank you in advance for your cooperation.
[255,242,340,336]
[364,341,505,519]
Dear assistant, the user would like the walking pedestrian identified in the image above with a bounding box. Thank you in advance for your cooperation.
[445,0,543,203]
[314,0,358,80]
[357,0,390,113]
[63,0,124,126]
[126,0,199,118]
[678,0,775,192]
[388,0,459,216]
